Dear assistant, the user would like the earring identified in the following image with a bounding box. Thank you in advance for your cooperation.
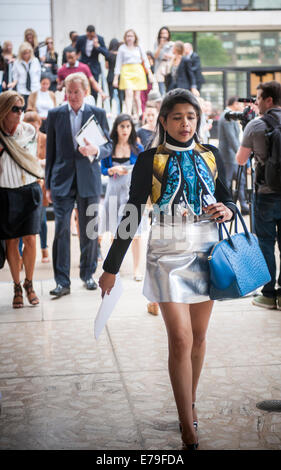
[163,130,167,145]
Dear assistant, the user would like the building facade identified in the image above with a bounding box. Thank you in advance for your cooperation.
[1,0,281,112]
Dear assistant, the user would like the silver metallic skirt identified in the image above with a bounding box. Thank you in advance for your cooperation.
[143,215,219,304]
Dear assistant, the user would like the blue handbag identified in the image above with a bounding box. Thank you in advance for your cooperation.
[208,208,271,300]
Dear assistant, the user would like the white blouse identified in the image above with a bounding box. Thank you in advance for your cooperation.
[12,58,41,95]
[36,90,54,118]
[0,122,37,189]
[114,44,150,75]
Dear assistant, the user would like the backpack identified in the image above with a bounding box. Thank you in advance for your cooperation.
[259,113,281,193]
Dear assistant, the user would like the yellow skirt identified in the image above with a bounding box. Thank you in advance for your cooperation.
[119,63,147,91]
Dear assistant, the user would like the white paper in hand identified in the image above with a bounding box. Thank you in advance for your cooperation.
[76,114,108,148]
[94,274,123,340]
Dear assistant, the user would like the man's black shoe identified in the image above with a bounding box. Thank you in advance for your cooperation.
[84,278,98,290]
[49,285,70,297]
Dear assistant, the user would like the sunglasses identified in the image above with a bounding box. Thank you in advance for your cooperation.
[11,106,24,113]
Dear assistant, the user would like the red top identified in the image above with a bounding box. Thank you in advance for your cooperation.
[57,61,93,82]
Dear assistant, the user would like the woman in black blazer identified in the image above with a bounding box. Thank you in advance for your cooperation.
[167,41,199,97]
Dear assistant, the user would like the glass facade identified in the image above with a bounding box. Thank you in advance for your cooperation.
[163,0,281,9]
[170,31,281,67]
[217,0,281,10]
[163,0,209,11]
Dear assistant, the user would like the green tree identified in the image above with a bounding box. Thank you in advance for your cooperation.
[198,35,230,67]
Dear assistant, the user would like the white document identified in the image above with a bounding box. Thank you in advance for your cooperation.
[94,274,123,340]
[76,114,108,148]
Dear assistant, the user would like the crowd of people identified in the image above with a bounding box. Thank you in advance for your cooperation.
[0,23,281,451]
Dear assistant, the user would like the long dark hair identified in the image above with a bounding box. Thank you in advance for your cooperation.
[110,113,138,154]
[154,88,202,146]
[157,26,171,44]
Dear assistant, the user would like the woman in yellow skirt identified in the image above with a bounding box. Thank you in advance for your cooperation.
[113,29,153,120]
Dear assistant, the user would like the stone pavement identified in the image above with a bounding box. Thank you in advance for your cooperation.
[0,220,281,451]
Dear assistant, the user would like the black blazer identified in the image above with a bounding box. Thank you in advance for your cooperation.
[75,34,109,77]
[190,52,205,89]
[168,57,196,91]
[45,103,112,198]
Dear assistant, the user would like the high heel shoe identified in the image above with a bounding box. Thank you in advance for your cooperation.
[182,442,199,451]
[23,278,39,306]
[13,282,24,309]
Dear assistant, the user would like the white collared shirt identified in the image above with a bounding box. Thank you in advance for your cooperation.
[12,58,41,95]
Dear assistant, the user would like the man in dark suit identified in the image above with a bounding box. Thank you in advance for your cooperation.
[45,72,112,297]
[184,43,205,92]
[76,25,109,99]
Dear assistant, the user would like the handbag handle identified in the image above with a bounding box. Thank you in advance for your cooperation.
[219,207,251,249]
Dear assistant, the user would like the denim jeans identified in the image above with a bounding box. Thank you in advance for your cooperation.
[254,193,281,298]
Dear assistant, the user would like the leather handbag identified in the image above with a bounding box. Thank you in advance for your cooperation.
[208,209,271,300]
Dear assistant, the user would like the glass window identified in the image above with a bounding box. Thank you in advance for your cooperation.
[196,31,281,66]
[163,0,209,11]
[216,0,281,10]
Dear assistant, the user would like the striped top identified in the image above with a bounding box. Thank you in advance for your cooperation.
[0,122,37,188]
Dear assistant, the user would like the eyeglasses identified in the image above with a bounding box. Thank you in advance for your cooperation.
[46,41,53,44]
[11,106,24,113]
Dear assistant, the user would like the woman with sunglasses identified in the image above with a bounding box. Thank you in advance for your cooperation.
[99,89,236,450]
[0,91,43,308]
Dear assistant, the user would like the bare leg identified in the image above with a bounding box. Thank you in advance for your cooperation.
[190,300,214,423]
[131,236,142,278]
[125,89,134,115]
[190,300,214,401]
[22,235,37,281]
[6,238,21,284]
[160,302,197,445]
[134,90,142,118]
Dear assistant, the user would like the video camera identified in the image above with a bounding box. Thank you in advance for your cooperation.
[224,98,256,130]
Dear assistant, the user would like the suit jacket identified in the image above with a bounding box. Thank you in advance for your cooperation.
[218,108,240,164]
[45,103,112,198]
[76,34,109,77]
[168,56,196,91]
[190,52,205,89]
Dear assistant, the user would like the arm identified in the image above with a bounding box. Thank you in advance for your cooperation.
[236,119,254,165]
[45,110,56,198]
[89,75,107,100]
[203,145,237,221]
[184,58,198,96]
[95,35,109,60]
[236,146,252,166]
[113,47,123,86]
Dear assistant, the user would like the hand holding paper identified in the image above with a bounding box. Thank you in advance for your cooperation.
[78,138,99,158]
[94,274,123,340]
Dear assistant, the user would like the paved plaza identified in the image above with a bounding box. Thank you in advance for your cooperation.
[0,220,281,451]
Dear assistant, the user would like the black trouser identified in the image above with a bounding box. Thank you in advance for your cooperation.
[52,187,99,287]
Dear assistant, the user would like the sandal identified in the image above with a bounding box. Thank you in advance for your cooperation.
[13,282,24,309]
[23,278,39,306]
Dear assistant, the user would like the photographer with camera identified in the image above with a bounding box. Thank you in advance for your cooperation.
[236,81,281,310]
[218,97,249,215]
